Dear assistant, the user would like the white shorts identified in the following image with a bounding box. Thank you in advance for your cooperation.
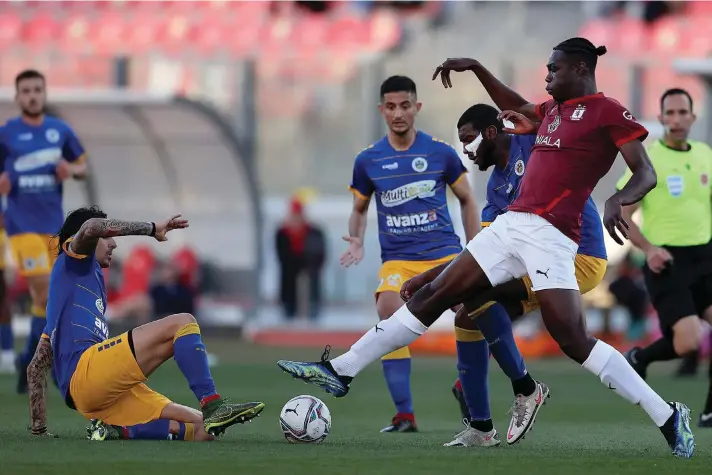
[466,211,579,292]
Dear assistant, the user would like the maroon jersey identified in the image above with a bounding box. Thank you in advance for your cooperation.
[508,93,648,243]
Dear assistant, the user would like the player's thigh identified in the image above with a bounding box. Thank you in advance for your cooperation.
[376,291,402,320]
[70,332,146,415]
[428,250,492,304]
[465,219,524,290]
[161,402,203,424]
[86,383,173,426]
[510,215,579,293]
[131,312,197,377]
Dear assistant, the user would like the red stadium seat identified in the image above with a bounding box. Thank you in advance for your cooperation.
[616,17,648,58]
[23,13,60,52]
[90,12,128,56]
[158,14,194,57]
[60,14,92,55]
[687,1,712,16]
[650,17,683,58]
[326,14,369,53]
[368,10,401,52]
[0,14,23,53]
[682,17,712,57]
[578,19,616,49]
[291,14,329,52]
[125,17,161,55]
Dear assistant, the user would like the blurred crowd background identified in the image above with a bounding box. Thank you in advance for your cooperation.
[3,0,712,366]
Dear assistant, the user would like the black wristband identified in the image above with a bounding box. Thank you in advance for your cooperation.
[150,222,156,237]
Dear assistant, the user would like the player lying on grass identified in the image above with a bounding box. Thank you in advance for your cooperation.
[404,103,608,446]
[27,206,264,441]
[277,37,694,458]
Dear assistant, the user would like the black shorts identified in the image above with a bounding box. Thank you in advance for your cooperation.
[644,240,712,338]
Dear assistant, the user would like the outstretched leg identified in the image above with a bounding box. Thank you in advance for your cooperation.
[277,248,494,397]
[537,289,694,458]
[89,403,214,442]
[130,313,265,435]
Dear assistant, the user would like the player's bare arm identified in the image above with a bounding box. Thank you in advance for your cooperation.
[432,58,538,121]
[70,214,190,256]
[341,195,370,267]
[27,337,54,437]
[604,140,657,245]
[621,202,673,273]
[450,178,479,241]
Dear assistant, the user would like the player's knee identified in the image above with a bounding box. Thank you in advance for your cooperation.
[454,307,477,331]
[673,332,701,356]
[557,336,597,365]
[165,313,198,338]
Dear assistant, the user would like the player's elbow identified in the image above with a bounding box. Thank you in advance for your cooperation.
[642,165,657,192]
[79,218,105,238]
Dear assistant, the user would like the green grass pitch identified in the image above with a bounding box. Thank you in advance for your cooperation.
[0,340,710,475]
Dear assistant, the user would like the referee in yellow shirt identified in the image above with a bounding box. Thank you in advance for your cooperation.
[618,88,712,427]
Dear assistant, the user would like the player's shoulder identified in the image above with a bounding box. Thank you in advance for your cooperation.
[597,95,634,114]
[353,139,383,163]
[420,131,457,154]
[43,115,74,132]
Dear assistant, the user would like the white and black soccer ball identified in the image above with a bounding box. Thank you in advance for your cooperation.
[279,395,331,444]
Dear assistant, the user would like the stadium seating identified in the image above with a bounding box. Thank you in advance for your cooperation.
[0,1,406,118]
[577,5,709,120]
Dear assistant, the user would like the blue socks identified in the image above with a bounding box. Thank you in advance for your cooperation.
[127,419,171,440]
[172,323,217,404]
[476,304,527,381]
[455,335,491,424]
[0,323,13,352]
[382,357,414,415]
[20,315,46,367]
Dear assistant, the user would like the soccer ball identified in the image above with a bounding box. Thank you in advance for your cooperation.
[279,395,331,444]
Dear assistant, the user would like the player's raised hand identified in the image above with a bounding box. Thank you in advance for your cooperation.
[154,214,189,242]
[603,198,629,245]
[340,236,364,267]
[55,159,71,181]
[432,58,478,89]
[498,111,538,135]
[0,172,11,195]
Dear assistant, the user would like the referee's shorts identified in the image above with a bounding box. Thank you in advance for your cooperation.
[644,239,712,340]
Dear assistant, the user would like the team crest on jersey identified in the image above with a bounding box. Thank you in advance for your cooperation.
[45,128,60,143]
[411,157,428,173]
[514,159,525,176]
[702,174,709,186]
[96,298,105,315]
[387,274,402,287]
[571,105,586,121]
[547,115,561,133]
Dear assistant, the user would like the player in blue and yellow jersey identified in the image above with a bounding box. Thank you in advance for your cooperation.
[0,70,89,393]
[423,104,607,446]
[26,206,264,441]
[0,216,12,374]
[341,76,479,432]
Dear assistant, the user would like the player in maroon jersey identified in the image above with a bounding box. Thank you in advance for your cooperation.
[275,37,694,458]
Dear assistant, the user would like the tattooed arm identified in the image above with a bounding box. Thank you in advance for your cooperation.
[69,214,190,256]
[28,337,53,436]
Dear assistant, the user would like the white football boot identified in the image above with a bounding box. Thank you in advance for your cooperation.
[505,381,550,445]
[444,419,501,447]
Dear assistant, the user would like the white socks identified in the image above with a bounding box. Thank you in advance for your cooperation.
[331,305,427,377]
[583,340,674,427]
[0,349,13,366]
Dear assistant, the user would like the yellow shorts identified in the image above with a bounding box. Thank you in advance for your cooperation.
[69,332,172,426]
[376,254,458,297]
[0,230,6,269]
[520,254,608,314]
[8,233,58,277]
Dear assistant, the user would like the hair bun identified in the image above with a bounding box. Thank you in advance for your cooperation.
[595,45,607,56]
